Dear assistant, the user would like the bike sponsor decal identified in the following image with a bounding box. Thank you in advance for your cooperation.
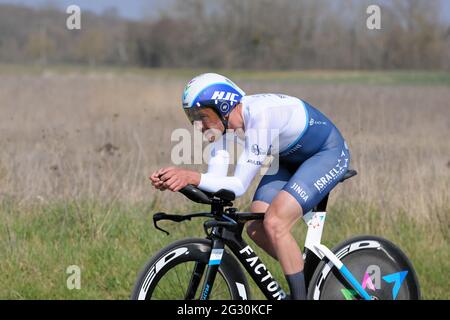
[289,183,309,202]
[341,289,358,300]
[383,270,408,300]
[201,284,210,300]
[338,269,409,300]
[236,282,248,300]
[239,245,286,300]
[306,212,325,229]
[362,271,376,290]
[138,247,189,299]
[314,241,381,300]
[335,241,381,260]
[209,249,224,266]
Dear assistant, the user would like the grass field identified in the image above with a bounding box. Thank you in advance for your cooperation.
[1,200,448,299]
[0,65,449,299]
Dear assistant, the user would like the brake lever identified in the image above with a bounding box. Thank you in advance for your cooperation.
[153,213,170,235]
[153,212,192,235]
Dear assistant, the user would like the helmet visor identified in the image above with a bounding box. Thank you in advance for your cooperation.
[183,107,205,124]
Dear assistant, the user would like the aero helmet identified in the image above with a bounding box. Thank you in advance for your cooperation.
[182,73,245,129]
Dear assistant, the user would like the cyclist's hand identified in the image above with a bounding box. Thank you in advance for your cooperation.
[149,169,167,191]
[158,167,200,192]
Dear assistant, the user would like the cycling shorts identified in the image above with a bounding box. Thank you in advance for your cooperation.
[253,105,351,214]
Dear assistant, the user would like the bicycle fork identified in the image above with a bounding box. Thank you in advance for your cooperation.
[198,236,224,300]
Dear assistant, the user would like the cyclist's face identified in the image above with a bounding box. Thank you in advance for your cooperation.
[192,108,225,142]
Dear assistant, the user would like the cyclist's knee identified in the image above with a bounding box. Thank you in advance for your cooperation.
[263,214,289,242]
[263,192,302,241]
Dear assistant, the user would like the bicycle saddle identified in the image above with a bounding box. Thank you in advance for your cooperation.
[340,169,357,183]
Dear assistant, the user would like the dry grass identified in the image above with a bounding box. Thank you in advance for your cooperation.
[1,69,448,218]
[0,71,186,207]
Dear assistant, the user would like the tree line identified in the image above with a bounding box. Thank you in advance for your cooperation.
[0,0,449,70]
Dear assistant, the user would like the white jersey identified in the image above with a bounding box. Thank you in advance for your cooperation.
[198,94,309,197]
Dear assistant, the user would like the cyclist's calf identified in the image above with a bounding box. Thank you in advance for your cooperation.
[263,191,304,274]
[246,201,277,260]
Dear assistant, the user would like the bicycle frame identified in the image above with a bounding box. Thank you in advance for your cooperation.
[203,214,288,300]
[153,177,373,300]
[196,199,372,300]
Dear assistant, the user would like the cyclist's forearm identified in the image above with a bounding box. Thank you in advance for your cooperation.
[198,173,246,197]
[205,149,230,176]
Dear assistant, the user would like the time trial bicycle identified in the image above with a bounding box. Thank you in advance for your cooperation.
[131,169,421,300]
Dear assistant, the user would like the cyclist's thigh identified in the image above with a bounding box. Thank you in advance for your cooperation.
[282,137,351,215]
[252,163,293,206]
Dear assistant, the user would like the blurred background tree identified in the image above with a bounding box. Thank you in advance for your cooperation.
[0,0,448,70]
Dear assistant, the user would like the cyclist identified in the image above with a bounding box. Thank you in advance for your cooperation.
[150,73,351,300]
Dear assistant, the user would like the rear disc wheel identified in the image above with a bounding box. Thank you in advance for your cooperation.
[308,236,420,300]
